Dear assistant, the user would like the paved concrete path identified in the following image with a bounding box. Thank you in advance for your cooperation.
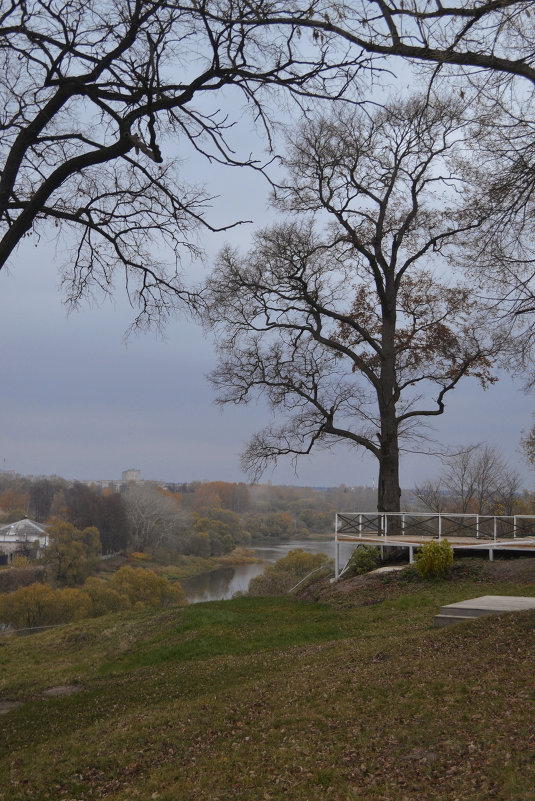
[435,595,535,628]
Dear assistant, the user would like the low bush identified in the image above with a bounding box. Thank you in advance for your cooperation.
[110,566,187,608]
[414,539,454,579]
[10,554,29,569]
[248,549,331,596]
[348,545,380,575]
[128,552,148,562]
[0,583,92,629]
[0,565,46,594]
[0,568,188,629]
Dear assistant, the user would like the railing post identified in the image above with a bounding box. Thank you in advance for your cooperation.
[359,513,362,538]
[514,516,517,539]
[438,513,442,542]
[493,516,497,542]
[476,515,480,539]
[402,513,405,536]
[334,515,339,579]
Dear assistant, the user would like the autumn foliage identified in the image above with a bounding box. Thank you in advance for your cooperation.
[0,583,91,629]
[0,567,187,629]
[45,521,101,585]
[248,549,330,596]
[414,540,454,579]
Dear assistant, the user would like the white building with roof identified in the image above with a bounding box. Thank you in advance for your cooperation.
[0,519,48,561]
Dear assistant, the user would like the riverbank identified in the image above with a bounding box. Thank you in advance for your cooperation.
[160,547,263,582]
[97,540,343,605]
[177,539,343,603]
[95,546,263,583]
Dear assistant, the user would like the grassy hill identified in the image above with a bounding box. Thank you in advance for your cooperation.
[1,559,535,801]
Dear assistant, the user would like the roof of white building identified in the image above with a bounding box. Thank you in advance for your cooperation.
[0,518,48,543]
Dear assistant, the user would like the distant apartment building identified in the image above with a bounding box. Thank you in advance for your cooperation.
[80,468,144,491]
[121,468,141,483]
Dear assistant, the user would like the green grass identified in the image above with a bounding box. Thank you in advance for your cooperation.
[1,569,535,801]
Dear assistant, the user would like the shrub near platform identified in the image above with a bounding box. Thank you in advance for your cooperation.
[414,538,454,578]
[348,544,380,575]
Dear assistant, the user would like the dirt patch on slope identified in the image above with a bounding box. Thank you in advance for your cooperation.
[476,556,535,582]
[43,685,81,698]
[0,700,22,715]
[298,556,535,607]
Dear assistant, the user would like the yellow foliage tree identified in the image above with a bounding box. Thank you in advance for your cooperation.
[45,522,101,585]
[83,577,129,616]
[110,567,187,608]
[55,587,92,622]
[0,488,28,513]
[0,569,187,630]
[0,582,59,628]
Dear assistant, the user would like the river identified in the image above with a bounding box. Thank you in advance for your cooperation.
[180,538,356,604]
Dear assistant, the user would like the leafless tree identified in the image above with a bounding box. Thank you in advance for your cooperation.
[201,1,535,89]
[123,484,186,552]
[494,464,523,516]
[450,98,535,366]
[202,96,510,512]
[436,444,521,515]
[412,479,449,514]
[0,0,364,327]
[521,415,535,468]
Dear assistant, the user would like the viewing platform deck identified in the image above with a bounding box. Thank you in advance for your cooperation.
[334,512,535,579]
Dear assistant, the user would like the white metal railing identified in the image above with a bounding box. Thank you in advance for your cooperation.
[335,512,535,542]
[333,512,535,578]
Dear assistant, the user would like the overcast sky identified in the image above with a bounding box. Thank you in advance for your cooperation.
[1,225,533,490]
[1,85,534,491]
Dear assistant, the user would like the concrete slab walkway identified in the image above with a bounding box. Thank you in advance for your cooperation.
[434,595,535,628]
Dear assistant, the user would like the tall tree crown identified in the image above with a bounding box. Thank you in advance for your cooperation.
[202,96,511,506]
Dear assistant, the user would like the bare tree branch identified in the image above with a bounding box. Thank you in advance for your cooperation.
[0,0,364,326]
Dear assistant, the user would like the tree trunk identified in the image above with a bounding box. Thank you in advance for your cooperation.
[377,430,401,513]
[378,284,401,514]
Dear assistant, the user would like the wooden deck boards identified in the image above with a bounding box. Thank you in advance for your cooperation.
[336,533,535,548]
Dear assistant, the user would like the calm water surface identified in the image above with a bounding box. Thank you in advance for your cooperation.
[181,538,356,604]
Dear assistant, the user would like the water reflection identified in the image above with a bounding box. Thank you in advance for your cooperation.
[181,538,356,604]
[181,563,267,604]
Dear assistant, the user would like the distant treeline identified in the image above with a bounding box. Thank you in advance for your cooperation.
[0,474,383,561]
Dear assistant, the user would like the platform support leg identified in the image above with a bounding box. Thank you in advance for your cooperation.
[409,545,414,564]
[489,548,494,562]
[380,545,384,561]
